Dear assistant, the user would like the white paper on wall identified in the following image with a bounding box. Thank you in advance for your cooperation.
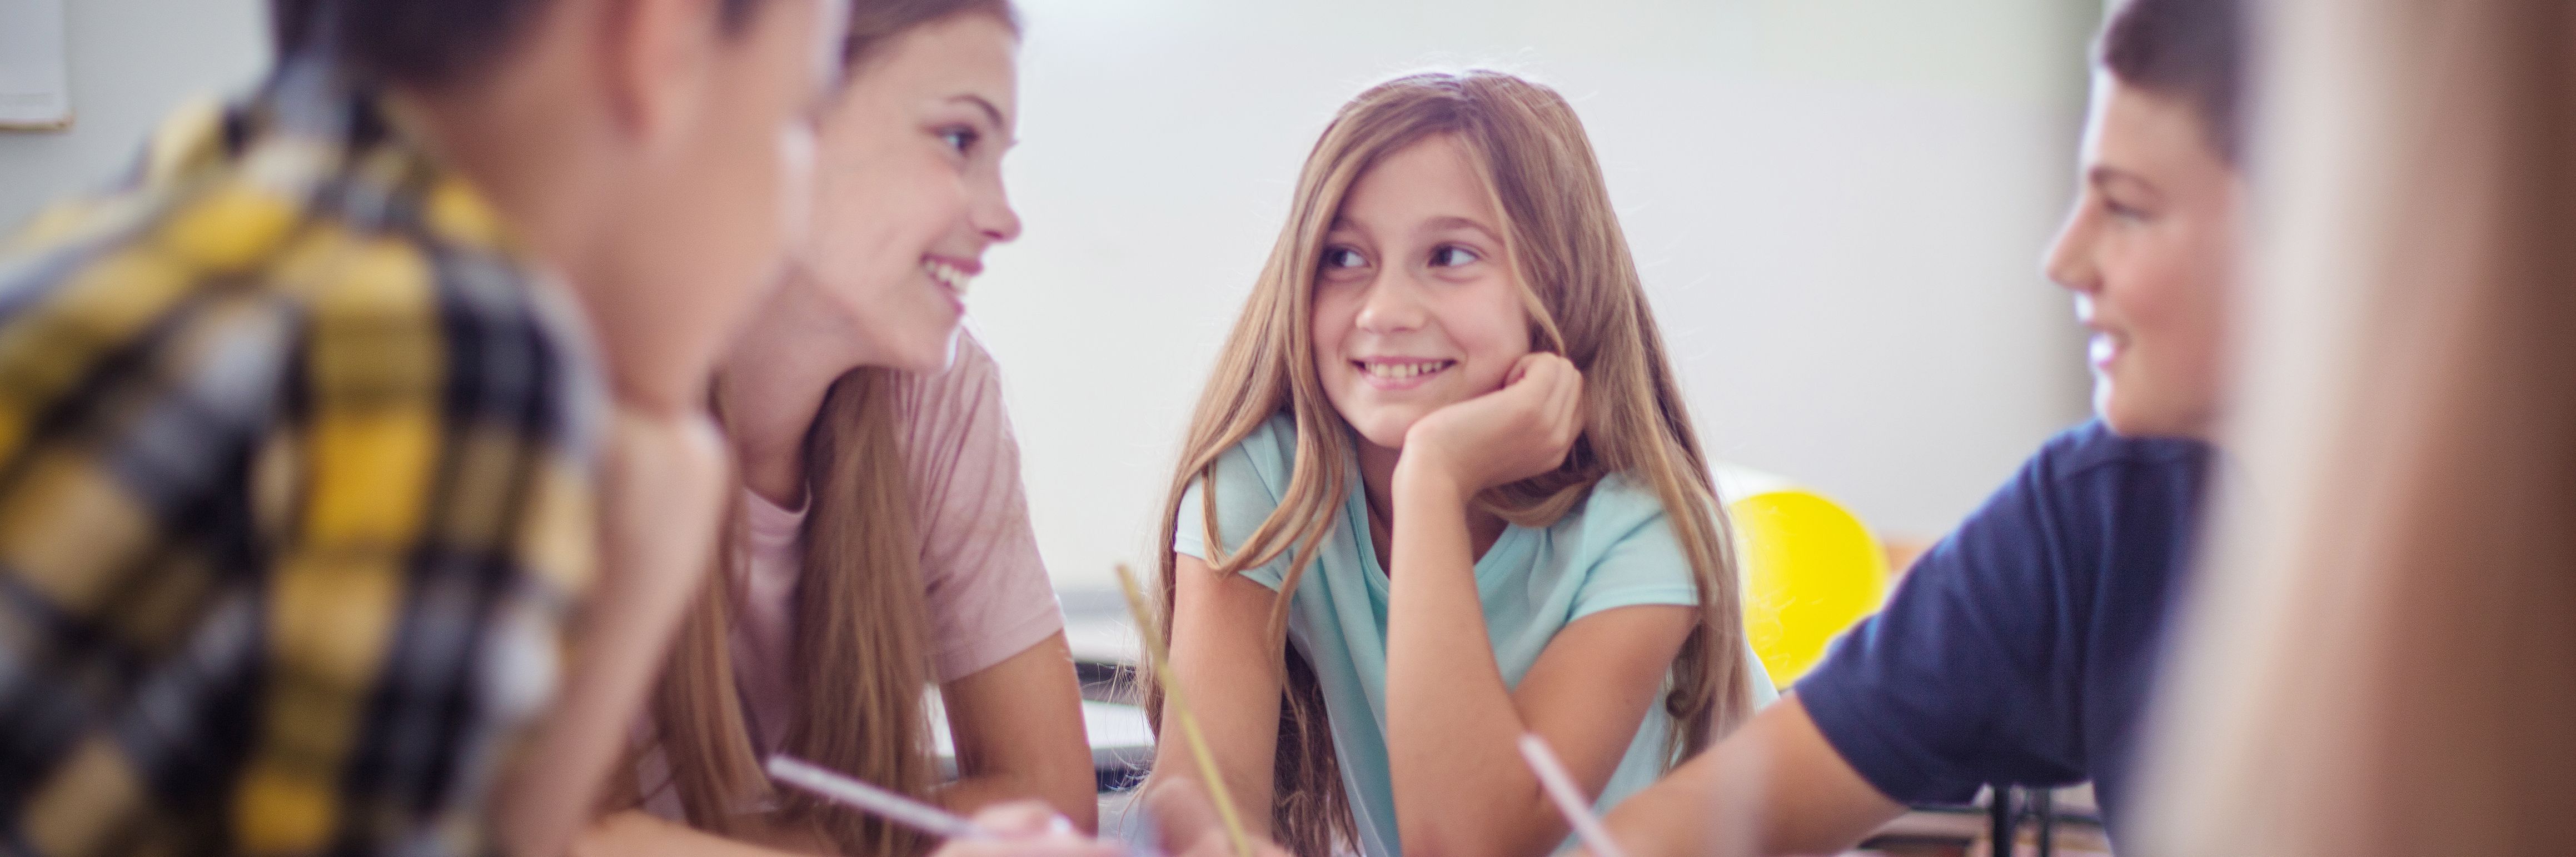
[0,0,72,130]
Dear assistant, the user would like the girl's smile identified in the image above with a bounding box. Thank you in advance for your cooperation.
[922,253,981,314]
[1353,357,1461,390]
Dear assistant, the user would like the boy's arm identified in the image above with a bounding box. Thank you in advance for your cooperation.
[1590,695,1905,857]
[496,408,733,857]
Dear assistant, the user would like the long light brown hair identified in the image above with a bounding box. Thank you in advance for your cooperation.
[1145,69,1757,855]
[630,2,1019,855]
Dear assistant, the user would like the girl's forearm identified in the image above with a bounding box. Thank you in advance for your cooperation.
[1161,556,1292,842]
[1382,462,1556,855]
[936,634,1102,831]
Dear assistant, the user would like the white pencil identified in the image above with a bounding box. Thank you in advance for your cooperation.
[1518,733,1631,857]
[767,755,995,841]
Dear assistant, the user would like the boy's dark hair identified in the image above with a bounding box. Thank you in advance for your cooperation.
[2100,0,2246,163]
[270,0,762,87]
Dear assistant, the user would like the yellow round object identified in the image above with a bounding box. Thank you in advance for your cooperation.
[1731,489,1891,685]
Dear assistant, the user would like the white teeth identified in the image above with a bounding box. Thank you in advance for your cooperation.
[921,260,974,297]
[1363,361,1450,380]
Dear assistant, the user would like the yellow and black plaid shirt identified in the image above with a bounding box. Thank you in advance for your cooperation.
[0,67,600,856]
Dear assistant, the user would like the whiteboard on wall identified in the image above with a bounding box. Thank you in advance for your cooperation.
[0,0,72,130]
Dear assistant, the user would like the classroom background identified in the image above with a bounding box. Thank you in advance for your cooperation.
[0,0,2106,594]
[11,1,2574,854]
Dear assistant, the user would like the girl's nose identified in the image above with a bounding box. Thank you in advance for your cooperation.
[1353,276,1427,334]
[975,176,1022,244]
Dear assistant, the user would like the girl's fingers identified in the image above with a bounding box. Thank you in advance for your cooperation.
[967,800,1073,836]
[1528,356,1579,424]
[934,801,1124,857]
[1503,356,1579,451]
[1516,354,1569,402]
[1509,351,1553,386]
[1546,368,1566,427]
[936,840,1124,857]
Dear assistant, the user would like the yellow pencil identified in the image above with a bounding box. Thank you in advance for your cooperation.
[1115,564,1255,857]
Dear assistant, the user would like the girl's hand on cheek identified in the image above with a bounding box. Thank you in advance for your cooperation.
[1397,352,1583,496]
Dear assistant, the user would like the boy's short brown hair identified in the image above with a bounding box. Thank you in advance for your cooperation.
[269,0,763,87]
[2100,0,2247,164]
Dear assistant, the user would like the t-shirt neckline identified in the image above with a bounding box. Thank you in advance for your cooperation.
[1339,453,1535,590]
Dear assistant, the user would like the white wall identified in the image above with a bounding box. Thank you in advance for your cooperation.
[0,0,267,228]
[0,1,2101,594]
[977,0,2103,591]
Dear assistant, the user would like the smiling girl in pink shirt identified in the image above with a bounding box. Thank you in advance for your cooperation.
[582,2,1099,856]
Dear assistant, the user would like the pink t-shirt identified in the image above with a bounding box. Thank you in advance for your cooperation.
[641,332,1063,816]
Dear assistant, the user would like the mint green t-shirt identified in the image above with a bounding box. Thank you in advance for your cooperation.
[1174,414,1776,856]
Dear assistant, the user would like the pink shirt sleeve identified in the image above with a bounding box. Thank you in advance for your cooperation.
[894,331,1065,683]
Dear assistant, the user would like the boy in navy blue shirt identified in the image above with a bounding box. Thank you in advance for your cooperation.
[1595,0,2244,853]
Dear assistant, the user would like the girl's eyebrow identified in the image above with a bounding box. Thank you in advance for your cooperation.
[1420,215,1503,243]
[943,93,1012,134]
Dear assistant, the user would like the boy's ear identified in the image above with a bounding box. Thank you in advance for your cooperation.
[596,0,723,150]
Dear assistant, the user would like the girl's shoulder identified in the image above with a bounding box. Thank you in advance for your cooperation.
[1555,471,1670,536]
[1542,472,1706,614]
[1174,412,1312,570]
[1184,411,1305,516]
[1205,411,1303,485]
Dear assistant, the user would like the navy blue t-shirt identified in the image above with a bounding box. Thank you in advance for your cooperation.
[1795,420,2213,845]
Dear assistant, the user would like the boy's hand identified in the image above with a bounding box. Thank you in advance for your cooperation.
[1397,352,1584,495]
[499,407,731,857]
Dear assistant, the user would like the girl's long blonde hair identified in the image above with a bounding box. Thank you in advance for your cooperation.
[650,370,940,856]
[624,3,1019,855]
[1147,69,1756,855]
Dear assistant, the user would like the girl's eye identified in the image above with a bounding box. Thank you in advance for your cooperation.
[1321,247,1368,270]
[1429,245,1480,267]
[940,127,980,153]
[2102,197,2149,222]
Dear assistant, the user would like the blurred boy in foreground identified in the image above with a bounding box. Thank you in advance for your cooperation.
[0,0,845,851]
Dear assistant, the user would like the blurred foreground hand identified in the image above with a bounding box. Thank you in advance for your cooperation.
[935,801,1127,857]
[1145,780,1296,857]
